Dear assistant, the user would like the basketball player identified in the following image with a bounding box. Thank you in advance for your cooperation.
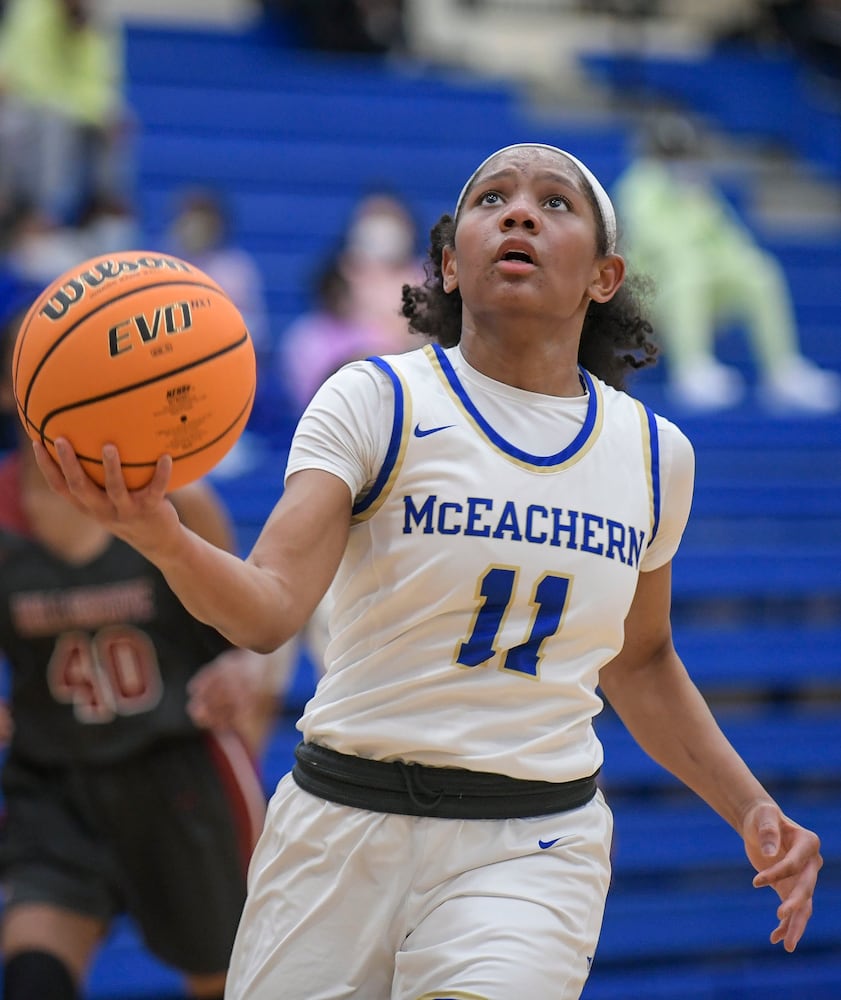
[0,310,267,1000]
[35,145,823,1000]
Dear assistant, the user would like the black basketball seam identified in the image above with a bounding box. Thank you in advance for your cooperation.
[17,278,234,419]
[37,331,252,439]
[39,385,256,473]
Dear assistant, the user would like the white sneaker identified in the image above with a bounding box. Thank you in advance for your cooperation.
[759,357,841,415]
[666,358,746,412]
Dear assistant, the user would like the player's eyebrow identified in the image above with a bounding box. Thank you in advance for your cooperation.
[473,166,583,192]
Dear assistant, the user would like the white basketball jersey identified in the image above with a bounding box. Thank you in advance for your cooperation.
[298,344,666,783]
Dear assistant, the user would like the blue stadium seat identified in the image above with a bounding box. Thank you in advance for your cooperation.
[579,49,841,180]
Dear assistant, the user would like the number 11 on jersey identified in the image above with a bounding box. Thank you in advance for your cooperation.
[455,566,572,678]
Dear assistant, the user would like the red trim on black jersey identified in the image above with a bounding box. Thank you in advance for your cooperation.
[204,729,266,873]
[0,454,30,535]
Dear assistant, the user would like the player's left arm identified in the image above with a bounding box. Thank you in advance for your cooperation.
[598,562,823,952]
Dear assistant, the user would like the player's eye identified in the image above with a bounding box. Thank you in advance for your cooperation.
[477,190,502,206]
[545,194,572,210]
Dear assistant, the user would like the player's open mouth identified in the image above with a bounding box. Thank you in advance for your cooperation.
[496,249,536,274]
[502,250,533,263]
[496,239,537,267]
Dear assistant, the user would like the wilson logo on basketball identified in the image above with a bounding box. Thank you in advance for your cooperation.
[39,255,194,322]
[108,303,194,356]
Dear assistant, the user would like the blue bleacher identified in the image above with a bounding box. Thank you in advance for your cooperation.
[6,18,835,1000]
[580,47,841,182]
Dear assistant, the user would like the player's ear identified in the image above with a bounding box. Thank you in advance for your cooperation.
[441,245,459,294]
[588,253,625,304]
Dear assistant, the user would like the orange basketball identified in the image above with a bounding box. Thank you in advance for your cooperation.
[11,250,257,491]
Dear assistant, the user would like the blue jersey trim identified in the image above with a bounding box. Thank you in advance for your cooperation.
[431,343,598,467]
[644,404,661,544]
[352,357,404,517]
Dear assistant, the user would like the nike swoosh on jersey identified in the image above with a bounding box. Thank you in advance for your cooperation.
[413,422,455,437]
[538,837,562,850]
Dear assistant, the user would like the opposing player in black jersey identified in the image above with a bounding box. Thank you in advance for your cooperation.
[0,306,268,1000]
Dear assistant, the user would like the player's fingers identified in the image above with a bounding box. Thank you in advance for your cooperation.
[53,437,95,486]
[52,438,117,514]
[188,691,234,730]
[149,453,174,496]
[770,911,789,947]
[31,440,73,497]
[744,801,782,860]
[760,856,819,952]
[753,832,822,888]
[102,443,131,500]
[783,914,809,953]
[777,894,813,952]
[101,445,172,505]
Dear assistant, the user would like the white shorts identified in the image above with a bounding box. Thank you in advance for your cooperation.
[226,775,613,1000]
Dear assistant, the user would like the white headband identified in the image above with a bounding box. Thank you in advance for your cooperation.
[454,143,617,254]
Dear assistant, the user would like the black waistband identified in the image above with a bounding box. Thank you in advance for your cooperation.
[292,741,599,819]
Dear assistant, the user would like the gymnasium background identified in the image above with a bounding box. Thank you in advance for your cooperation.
[2,1,840,996]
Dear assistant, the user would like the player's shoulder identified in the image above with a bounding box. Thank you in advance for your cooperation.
[358,344,432,377]
[642,408,696,487]
[650,410,695,463]
[600,380,695,468]
[315,346,433,404]
[604,379,693,448]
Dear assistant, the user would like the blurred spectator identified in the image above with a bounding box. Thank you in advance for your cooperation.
[261,0,407,55]
[278,189,426,415]
[278,257,380,415]
[164,187,271,366]
[164,186,280,459]
[0,0,134,228]
[612,113,841,414]
[0,193,140,292]
[341,190,426,351]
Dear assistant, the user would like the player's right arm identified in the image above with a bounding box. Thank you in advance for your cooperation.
[33,360,388,656]
[33,438,352,654]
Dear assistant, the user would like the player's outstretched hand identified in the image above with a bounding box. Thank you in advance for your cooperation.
[32,438,182,562]
[187,649,267,734]
[742,800,822,952]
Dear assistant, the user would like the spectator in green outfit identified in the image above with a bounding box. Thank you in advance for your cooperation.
[612,113,840,414]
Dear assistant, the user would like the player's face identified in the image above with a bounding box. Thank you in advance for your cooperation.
[443,149,607,327]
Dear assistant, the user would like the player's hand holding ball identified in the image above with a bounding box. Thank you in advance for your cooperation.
[13,249,256,491]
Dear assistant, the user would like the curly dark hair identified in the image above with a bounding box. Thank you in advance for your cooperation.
[401,211,658,393]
